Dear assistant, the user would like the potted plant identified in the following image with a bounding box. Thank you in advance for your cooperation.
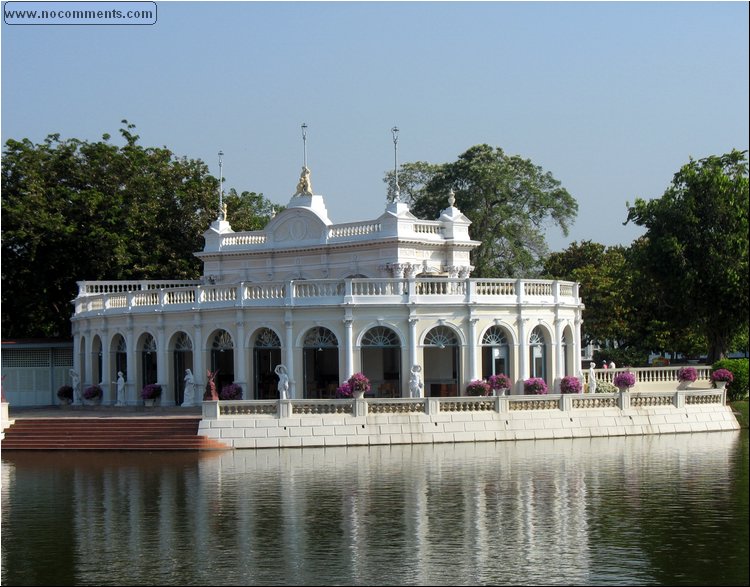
[335,381,353,398]
[711,368,734,390]
[613,371,636,392]
[488,373,512,395]
[141,383,162,406]
[524,377,548,395]
[57,385,74,405]
[82,384,103,405]
[348,372,371,399]
[677,366,698,389]
[219,383,243,400]
[560,375,582,394]
[466,379,491,396]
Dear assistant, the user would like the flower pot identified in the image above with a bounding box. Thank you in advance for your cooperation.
[714,381,728,390]
[59,398,72,406]
[352,389,366,400]
[677,381,690,390]
[144,398,156,407]
[617,386,630,394]
[83,396,102,406]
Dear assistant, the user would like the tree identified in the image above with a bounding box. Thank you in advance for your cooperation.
[385,145,577,277]
[1,121,276,339]
[625,150,749,363]
[543,241,633,348]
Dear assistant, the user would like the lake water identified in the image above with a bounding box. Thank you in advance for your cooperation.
[2,431,748,586]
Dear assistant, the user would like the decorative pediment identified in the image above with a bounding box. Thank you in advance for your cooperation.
[267,209,328,245]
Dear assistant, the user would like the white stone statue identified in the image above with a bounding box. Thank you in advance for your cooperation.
[409,365,424,398]
[609,360,616,369]
[182,369,195,407]
[275,364,289,400]
[115,371,126,406]
[69,369,81,403]
[588,362,597,394]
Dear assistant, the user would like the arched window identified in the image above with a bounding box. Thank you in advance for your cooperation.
[210,330,234,392]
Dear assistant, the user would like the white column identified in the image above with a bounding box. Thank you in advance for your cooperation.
[125,326,136,405]
[408,315,419,371]
[344,315,354,379]
[234,312,247,394]
[284,311,295,399]
[516,316,529,395]
[156,323,169,406]
[192,320,204,402]
[468,316,479,382]
[72,322,83,405]
[554,317,564,393]
[574,316,584,379]
[101,327,112,404]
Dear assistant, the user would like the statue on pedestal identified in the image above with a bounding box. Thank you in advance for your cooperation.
[294,166,313,196]
[274,364,289,400]
[409,365,423,398]
[115,371,126,406]
[69,369,81,403]
[182,369,195,407]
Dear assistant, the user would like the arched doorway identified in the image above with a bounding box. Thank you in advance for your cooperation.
[302,327,339,399]
[529,326,547,382]
[253,328,281,399]
[171,332,193,405]
[91,335,103,386]
[481,326,510,380]
[139,333,157,390]
[361,326,402,397]
[423,325,460,397]
[111,334,127,393]
[210,330,235,394]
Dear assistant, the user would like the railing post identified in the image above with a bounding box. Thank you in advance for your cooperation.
[278,400,292,418]
[353,398,368,417]
[425,398,439,415]
[202,400,220,420]
[561,393,573,412]
[619,390,631,410]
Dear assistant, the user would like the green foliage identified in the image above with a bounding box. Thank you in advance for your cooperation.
[385,144,578,277]
[593,347,649,369]
[625,150,749,363]
[1,121,276,338]
[712,358,749,401]
[543,241,633,348]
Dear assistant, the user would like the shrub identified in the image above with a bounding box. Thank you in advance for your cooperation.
[560,376,582,394]
[524,378,548,395]
[613,371,636,389]
[595,380,618,394]
[140,383,162,400]
[677,367,698,382]
[712,359,748,401]
[82,384,103,400]
[57,385,74,401]
[466,379,491,396]
[219,383,243,400]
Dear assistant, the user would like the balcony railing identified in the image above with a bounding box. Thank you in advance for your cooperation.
[73,278,581,316]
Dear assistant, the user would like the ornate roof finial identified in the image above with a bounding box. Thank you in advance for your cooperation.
[218,150,225,220]
[293,123,313,196]
[391,126,400,202]
[448,188,456,208]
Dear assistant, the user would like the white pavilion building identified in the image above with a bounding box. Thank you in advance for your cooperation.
[71,168,584,405]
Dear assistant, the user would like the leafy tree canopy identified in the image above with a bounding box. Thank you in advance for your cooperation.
[384,144,578,277]
[1,121,276,338]
[625,150,749,362]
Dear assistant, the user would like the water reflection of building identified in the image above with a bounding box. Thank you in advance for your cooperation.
[71,167,583,405]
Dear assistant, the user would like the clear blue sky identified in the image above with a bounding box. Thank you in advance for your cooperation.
[2,1,748,252]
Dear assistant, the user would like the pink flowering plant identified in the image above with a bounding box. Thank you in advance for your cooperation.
[335,381,353,398]
[57,385,74,401]
[524,378,548,395]
[466,379,491,396]
[140,383,162,400]
[488,373,512,393]
[677,367,698,382]
[613,371,636,389]
[348,372,371,394]
[711,368,734,383]
[83,384,103,400]
[560,376,582,394]
[219,383,243,400]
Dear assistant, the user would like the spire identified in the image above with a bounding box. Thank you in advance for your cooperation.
[217,150,225,220]
[294,123,313,196]
[391,126,400,202]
